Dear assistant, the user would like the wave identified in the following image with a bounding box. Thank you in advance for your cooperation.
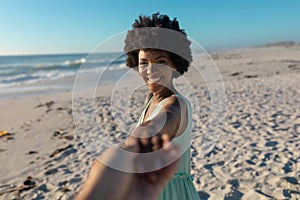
[0,65,128,88]
[0,57,86,69]
[0,56,125,69]
[61,57,86,66]
[0,70,75,88]
[0,53,128,88]
[107,63,127,70]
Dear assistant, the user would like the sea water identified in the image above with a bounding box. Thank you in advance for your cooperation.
[0,52,128,98]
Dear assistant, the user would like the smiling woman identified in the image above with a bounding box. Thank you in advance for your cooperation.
[124,12,200,200]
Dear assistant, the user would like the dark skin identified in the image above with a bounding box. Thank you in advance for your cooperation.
[74,134,180,200]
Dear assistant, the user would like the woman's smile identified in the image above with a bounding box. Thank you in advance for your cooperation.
[147,74,162,83]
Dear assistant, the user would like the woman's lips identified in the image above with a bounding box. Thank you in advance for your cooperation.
[147,76,162,83]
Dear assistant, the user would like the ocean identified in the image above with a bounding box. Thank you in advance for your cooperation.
[0,52,132,99]
[0,53,127,89]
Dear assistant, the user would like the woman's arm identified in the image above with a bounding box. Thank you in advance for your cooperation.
[132,95,187,140]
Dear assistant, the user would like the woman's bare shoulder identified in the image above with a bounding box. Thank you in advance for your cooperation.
[159,94,188,137]
[162,94,187,112]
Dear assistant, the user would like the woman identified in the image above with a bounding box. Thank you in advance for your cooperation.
[124,13,200,200]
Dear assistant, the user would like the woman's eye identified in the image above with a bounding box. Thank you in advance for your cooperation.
[157,60,166,64]
[139,62,148,66]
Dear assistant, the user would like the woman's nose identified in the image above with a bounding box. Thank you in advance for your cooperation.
[146,63,154,74]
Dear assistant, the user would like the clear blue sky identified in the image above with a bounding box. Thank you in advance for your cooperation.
[1,0,300,55]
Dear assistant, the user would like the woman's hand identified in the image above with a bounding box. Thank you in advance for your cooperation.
[75,134,180,200]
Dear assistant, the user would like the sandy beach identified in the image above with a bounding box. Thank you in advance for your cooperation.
[0,43,299,199]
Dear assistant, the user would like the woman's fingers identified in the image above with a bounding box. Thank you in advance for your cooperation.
[139,137,153,153]
[124,136,140,153]
[127,132,179,177]
[151,135,163,151]
[161,133,171,146]
[137,132,171,153]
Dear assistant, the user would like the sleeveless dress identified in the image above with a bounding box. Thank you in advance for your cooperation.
[137,94,200,200]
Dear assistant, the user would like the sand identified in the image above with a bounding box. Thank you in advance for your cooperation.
[0,44,299,199]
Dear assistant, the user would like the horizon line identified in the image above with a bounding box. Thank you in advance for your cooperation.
[0,41,298,57]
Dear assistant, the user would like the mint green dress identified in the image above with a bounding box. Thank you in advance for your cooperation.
[137,94,200,200]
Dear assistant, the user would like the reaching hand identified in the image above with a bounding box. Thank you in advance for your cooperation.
[75,134,180,200]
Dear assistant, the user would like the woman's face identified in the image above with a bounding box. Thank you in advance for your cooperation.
[138,49,176,94]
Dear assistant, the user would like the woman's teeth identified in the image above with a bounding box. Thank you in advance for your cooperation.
[148,76,161,82]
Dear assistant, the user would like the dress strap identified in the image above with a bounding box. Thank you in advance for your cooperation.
[137,95,153,125]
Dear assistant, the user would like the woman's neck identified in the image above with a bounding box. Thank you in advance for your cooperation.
[152,83,178,102]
